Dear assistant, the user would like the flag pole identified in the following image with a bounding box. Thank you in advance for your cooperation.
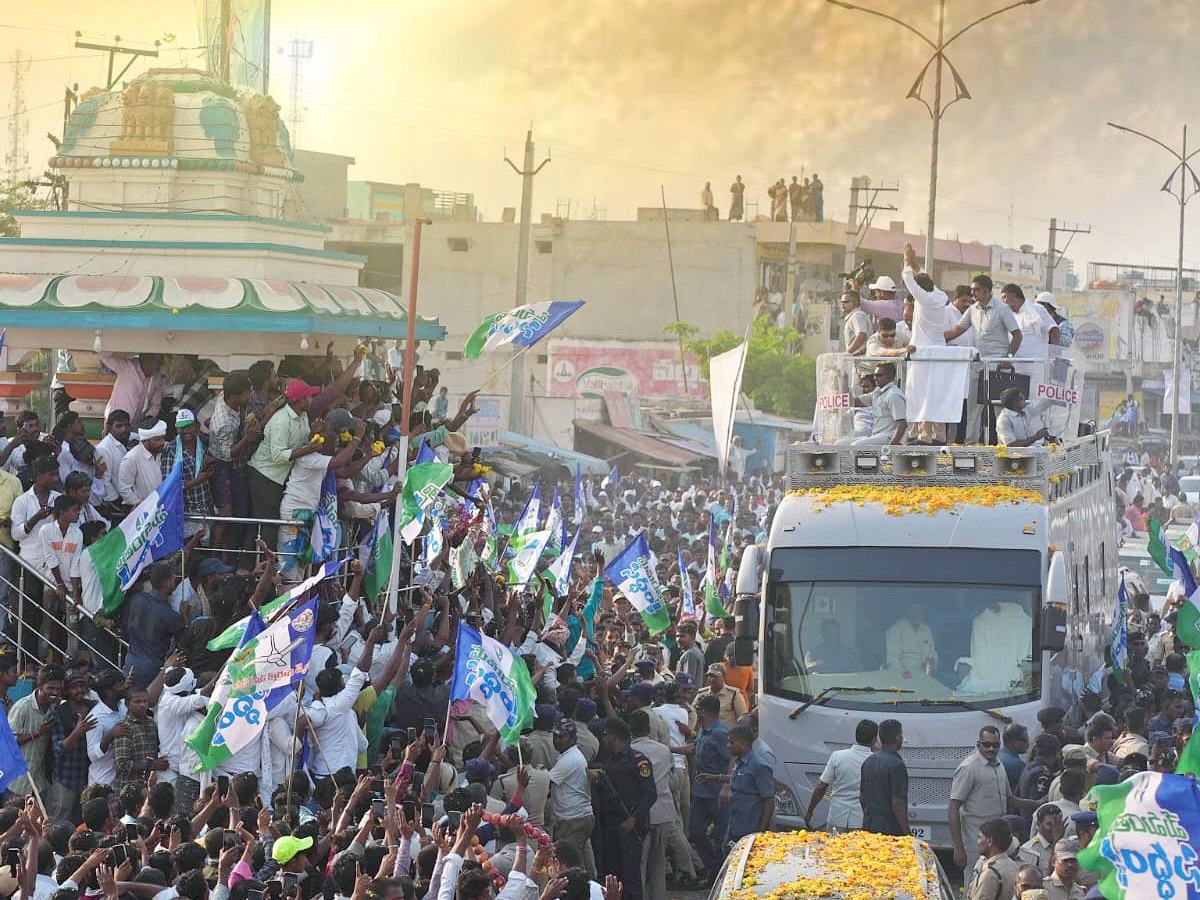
[27,777,48,819]
[285,682,305,812]
[475,347,530,393]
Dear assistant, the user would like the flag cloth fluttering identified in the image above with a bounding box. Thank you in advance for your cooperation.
[449,623,538,744]
[1149,516,1172,574]
[88,461,184,615]
[462,301,585,359]
[605,533,671,635]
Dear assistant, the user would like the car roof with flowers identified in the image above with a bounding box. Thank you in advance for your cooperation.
[708,830,953,900]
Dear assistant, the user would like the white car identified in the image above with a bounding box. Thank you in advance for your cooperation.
[1180,475,1200,505]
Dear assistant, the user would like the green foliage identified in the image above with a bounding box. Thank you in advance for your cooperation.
[664,316,816,419]
[0,181,55,237]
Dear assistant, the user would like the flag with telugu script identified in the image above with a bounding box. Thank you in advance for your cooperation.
[450,623,537,744]
[187,598,318,771]
[462,301,585,359]
[308,470,341,564]
[89,460,184,615]
[1177,648,1200,777]
[1076,770,1200,899]
[545,487,565,553]
[363,513,393,604]
[1175,515,1200,564]
[207,557,346,651]
[549,527,581,599]
[399,461,455,545]
[605,532,671,635]
[509,529,551,586]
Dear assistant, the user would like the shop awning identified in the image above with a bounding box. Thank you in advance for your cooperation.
[0,273,444,360]
[574,419,710,468]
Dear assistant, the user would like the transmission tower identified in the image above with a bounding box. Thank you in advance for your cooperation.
[5,50,30,184]
[280,38,313,146]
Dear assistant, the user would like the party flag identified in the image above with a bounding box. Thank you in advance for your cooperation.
[605,533,671,635]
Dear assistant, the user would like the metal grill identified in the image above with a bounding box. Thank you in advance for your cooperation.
[825,741,975,762]
[909,776,953,805]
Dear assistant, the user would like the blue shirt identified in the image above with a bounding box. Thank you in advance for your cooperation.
[692,719,731,799]
[997,745,1025,790]
[124,590,184,669]
[727,747,775,839]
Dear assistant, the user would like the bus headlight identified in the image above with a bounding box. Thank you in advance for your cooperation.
[774,780,800,816]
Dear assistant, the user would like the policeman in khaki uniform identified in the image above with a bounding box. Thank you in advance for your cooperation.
[967,817,1018,900]
[692,663,748,730]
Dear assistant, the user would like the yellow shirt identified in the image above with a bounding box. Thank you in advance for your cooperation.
[0,469,23,549]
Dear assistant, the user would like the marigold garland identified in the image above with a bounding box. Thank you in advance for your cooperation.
[726,830,936,900]
[789,484,1043,517]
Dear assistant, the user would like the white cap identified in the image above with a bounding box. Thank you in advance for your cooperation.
[1035,291,1057,310]
[869,275,897,292]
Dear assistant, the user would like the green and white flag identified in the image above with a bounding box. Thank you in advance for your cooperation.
[605,532,672,635]
[462,301,584,359]
[399,461,454,545]
[449,624,537,744]
[187,598,318,772]
[704,519,725,619]
[1077,770,1200,898]
[88,461,184,615]
[508,529,551,585]
[207,558,345,652]
[1149,516,1172,575]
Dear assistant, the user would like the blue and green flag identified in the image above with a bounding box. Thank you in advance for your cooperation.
[1077,770,1200,898]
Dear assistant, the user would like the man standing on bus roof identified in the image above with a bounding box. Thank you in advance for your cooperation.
[859,718,909,836]
[884,602,937,673]
[951,725,1012,877]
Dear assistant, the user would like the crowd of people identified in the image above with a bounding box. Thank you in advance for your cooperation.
[834,241,1077,447]
[0,343,793,900]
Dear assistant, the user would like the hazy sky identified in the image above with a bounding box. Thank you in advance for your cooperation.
[4,1,1200,277]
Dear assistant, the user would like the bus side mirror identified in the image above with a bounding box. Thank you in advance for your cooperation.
[1040,605,1067,653]
[733,594,758,667]
[1046,550,1068,607]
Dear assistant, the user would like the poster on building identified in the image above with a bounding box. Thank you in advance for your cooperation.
[1071,318,1110,361]
[547,340,707,400]
[465,396,503,447]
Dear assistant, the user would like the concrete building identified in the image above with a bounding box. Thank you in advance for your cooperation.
[346,180,476,225]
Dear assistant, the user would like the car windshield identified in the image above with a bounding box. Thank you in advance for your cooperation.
[1180,476,1200,494]
[764,548,1042,708]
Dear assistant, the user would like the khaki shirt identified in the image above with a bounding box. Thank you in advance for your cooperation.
[1042,874,1085,900]
[967,852,1017,900]
[951,752,1011,847]
[693,685,748,730]
[1018,833,1055,876]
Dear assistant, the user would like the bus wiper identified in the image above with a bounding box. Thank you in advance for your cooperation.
[789,686,914,720]
[888,697,1012,724]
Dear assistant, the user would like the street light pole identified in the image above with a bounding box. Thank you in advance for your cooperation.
[1108,122,1200,467]
[827,0,1043,274]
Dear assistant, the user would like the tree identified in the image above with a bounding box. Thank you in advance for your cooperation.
[0,180,56,237]
[664,316,816,419]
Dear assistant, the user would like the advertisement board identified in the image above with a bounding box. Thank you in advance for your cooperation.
[547,340,707,400]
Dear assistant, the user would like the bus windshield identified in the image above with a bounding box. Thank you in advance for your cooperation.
[764,548,1042,709]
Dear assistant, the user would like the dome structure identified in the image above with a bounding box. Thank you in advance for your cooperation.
[48,68,300,218]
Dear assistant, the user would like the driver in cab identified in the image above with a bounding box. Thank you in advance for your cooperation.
[885,603,938,674]
[805,619,863,674]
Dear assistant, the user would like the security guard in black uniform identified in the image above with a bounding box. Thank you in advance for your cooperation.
[591,716,656,900]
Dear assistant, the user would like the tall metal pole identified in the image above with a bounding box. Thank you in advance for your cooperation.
[924,0,945,275]
[1174,126,1188,468]
[661,186,689,395]
[218,0,232,83]
[505,129,550,433]
[1107,120,1200,469]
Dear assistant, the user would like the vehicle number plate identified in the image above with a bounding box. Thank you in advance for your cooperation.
[909,826,930,840]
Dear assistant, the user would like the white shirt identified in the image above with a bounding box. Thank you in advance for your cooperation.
[29,520,83,587]
[306,667,369,776]
[11,488,61,558]
[31,873,58,900]
[118,443,163,505]
[94,434,129,503]
[304,594,358,695]
[279,452,333,519]
[548,744,592,821]
[818,743,874,829]
[1011,300,1057,361]
[4,433,45,475]
[654,702,690,769]
[946,304,976,348]
[86,699,127,787]
[156,691,210,782]
[79,553,102,617]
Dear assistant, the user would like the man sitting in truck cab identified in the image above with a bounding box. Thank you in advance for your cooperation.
[885,603,938,673]
[804,619,863,674]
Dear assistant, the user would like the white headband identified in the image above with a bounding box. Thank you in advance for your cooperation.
[137,421,167,441]
[163,667,196,695]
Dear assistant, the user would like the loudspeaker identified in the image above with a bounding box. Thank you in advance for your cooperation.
[792,451,840,475]
[894,451,936,476]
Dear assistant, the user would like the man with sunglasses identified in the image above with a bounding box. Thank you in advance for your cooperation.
[950,725,1012,878]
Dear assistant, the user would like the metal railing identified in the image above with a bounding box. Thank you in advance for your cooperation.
[0,542,127,673]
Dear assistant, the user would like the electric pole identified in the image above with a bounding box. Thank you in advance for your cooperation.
[503,128,550,434]
[1044,218,1090,291]
[842,176,900,276]
[73,33,160,90]
[282,38,313,145]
